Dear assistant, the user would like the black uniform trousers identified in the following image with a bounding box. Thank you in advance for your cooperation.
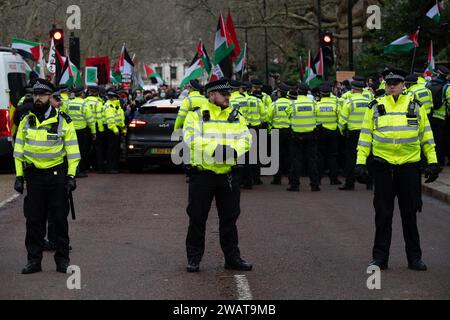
[272,128,291,183]
[288,131,320,188]
[317,128,340,181]
[24,165,70,264]
[186,170,241,263]
[75,128,90,173]
[343,130,360,187]
[106,130,120,172]
[242,125,261,186]
[430,117,446,166]
[372,160,422,263]
[95,129,107,172]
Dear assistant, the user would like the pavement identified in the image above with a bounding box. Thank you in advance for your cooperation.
[422,166,450,204]
[0,168,449,300]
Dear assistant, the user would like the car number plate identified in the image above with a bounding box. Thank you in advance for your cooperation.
[151,148,173,155]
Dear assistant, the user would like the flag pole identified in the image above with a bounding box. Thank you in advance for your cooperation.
[410,46,417,74]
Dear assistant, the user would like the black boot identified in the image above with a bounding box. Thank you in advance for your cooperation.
[186,260,200,273]
[286,186,299,192]
[56,261,70,273]
[224,257,252,271]
[22,261,42,274]
[311,185,320,192]
[408,259,427,271]
[339,184,355,191]
[369,259,388,270]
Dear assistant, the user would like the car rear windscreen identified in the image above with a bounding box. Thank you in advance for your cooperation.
[138,106,179,114]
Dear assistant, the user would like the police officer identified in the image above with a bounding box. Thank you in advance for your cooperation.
[287,84,320,192]
[405,74,434,118]
[63,87,96,177]
[175,80,207,131]
[85,85,107,172]
[104,90,122,174]
[338,81,371,190]
[13,79,80,274]
[316,83,342,185]
[182,79,252,273]
[428,66,449,166]
[268,83,292,185]
[356,68,439,271]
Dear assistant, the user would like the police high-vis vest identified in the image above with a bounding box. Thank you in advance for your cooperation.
[408,83,433,115]
[262,92,273,113]
[13,107,81,177]
[338,93,370,132]
[268,97,291,129]
[84,96,106,132]
[104,100,122,135]
[357,93,437,166]
[63,97,96,134]
[183,102,252,174]
[362,88,374,101]
[290,95,316,133]
[316,96,339,131]
[245,94,266,126]
[229,91,249,123]
[432,84,449,121]
[175,91,208,130]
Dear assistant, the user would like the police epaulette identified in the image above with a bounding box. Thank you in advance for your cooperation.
[368,100,378,109]
[192,106,201,112]
[59,111,72,123]
[20,111,30,121]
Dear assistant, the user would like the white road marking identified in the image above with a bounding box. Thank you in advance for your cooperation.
[234,275,253,300]
[0,194,20,210]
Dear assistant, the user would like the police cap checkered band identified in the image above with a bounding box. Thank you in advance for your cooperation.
[32,79,55,93]
[205,79,233,94]
[382,68,406,81]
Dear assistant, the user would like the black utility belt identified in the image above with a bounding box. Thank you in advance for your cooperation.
[24,163,66,175]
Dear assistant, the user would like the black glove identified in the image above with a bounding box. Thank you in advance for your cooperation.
[424,163,440,184]
[66,176,77,193]
[354,164,370,184]
[213,144,238,163]
[14,177,24,194]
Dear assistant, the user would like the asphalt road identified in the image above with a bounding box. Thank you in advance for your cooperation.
[0,171,449,300]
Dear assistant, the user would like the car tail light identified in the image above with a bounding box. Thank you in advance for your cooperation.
[0,109,11,137]
[129,119,148,128]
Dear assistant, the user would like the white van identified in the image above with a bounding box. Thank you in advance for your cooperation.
[0,47,28,166]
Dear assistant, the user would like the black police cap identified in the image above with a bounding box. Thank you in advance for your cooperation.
[283,81,297,89]
[189,79,203,90]
[31,78,55,94]
[298,83,310,93]
[71,86,85,94]
[288,91,298,99]
[204,79,233,94]
[56,84,69,91]
[230,80,243,89]
[437,65,449,76]
[250,79,263,87]
[382,68,407,82]
[351,81,365,89]
[404,74,418,84]
[87,85,99,91]
[319,83,332,93]
[353,76,366,82]
[278,83,290,92]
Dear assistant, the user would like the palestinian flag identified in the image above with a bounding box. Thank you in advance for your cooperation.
[424,40,435,78]
[11,38,41,61]
[426,1,443,23]
[304,50,322,88]
[384,30,419,54]
[233,43,246,74]
[198,40,212,75]
[143,63,164,83]
[226,9,241,63]
[313,48,324,77]
[213,14,235,65]
[70,60,82,87]
[180,56,205,89]
[55,50,73,86]
[119,45,134,75]
[110,70,121,84]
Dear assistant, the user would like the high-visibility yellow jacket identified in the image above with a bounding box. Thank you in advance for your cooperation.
[13,107,81,177]
[62,97,96,134]
[407,83,433,115]
[338,92,370,132]
[268,97,291,129]
[104,100,124,135]
[289,95,316,133]
[357,93,437,166]
[316,96,340,131]
[431,84,450,121]
[183,101,251,174]
[175,91,207,130]
[262,92,273,113]
[245,94,266,126]
[229,91,249,125]
[84,96,106,132]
